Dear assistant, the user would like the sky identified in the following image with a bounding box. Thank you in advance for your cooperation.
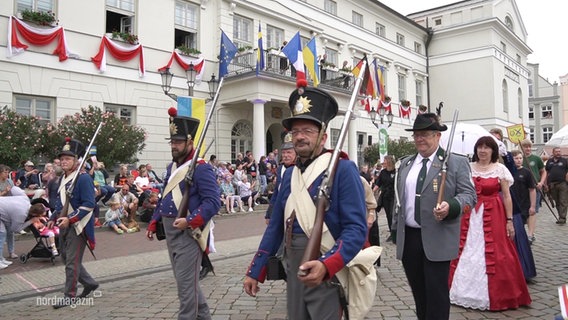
[379,0,567,83]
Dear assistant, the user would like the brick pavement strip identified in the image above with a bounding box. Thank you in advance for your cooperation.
[0,208,566,319]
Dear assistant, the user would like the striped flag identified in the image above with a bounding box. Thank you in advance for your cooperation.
[177,96,206,143]
[302,37,319,87]
[281,32,307,87]
[256,22,265,76]
[352,55,375,98]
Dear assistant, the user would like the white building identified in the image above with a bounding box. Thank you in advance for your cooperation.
[528,63,560,154]
[0,0,535,172]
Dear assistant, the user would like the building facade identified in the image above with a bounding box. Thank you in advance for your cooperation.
[0,0,535,173]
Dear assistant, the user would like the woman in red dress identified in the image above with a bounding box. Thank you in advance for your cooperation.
[449,136,531,310]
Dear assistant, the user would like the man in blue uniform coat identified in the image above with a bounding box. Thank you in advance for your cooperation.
[146,108,220,320]
[49,138,99,308]
[243,87,368,319]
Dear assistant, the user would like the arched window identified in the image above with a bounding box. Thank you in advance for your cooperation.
[505,16,513,30]
[231,120,253,162]
[517,88,523,118]
[502,79,509,113]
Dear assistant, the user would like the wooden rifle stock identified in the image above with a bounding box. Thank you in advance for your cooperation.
[436,110,458,208]
[297,59,368,276]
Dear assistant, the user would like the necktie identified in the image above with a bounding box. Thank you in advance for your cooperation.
[415,158,429,225]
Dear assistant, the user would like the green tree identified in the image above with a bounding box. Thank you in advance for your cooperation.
[0,108,45,168]
[53,106,147,166]
[363,138,416,165]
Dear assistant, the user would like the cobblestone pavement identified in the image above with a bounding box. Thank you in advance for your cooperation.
[0,206,566,319]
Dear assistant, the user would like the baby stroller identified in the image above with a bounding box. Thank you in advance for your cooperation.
[20,199,60,265]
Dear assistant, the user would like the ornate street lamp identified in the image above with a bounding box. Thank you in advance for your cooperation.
[159,67,219,102]
[369,106,393,127]
[207,73,219,100]
[185,62,196,96]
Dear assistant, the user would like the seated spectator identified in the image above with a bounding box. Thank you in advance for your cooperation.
[28,202,59,256]
[237,175,259,212]
[126,174,143,198]
[232,162,245,188]
[16,161,45,199]
[217,161,231,182]
[104,199,135,234]
[41,163,55,186]
[220,176,242,213]
[90,160,115,206]
[134,167,152,192]
[140,192,158,223]
[115,184,139,223]
[113,164,129,187]
[146,163,163,192]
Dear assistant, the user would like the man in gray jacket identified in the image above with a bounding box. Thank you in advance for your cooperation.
[393,113,476,320]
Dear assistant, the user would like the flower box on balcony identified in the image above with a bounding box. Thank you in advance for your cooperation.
[20,9,58,27]
[110,31,139,45]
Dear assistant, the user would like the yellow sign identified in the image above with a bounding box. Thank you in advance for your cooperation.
[507,124,525,144]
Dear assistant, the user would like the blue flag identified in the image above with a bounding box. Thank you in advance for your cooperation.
[256,22,265,76]
[219,30,237,78]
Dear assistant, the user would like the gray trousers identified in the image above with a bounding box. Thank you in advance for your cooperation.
[163,216,211,320]
[286,233,343,320]
[59,226,98,297]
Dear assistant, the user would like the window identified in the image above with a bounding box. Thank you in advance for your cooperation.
[352,11,363,27]
[17,0,54,13]
[324,0,337,15]
[324,48,338,67]
[175,1,198,30]
[375,23,385,37]
[15,95,54,124]
[174,1,199,51]
[517,88,523,118]
[414,42,422,54]
[505,16,513,30]
[106,0,135,34]
[398,74,406,101]
[528,105,534,119]
[231,121,253,161]
[500,41,506,53]
[529,127,534,142]
[528,78,533,97]
[541,105,552,119]
[434,17,442,26]
[396,33,405,47]
[415,80,423,106]
[502,79,508,113]
[266,25,284,70]
[105,104,136,125]
[543,126,553,143]
[330,128,340,148]
[233,15,253,65]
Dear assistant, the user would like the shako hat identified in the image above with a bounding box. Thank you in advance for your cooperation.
[405,113,447,132]
[167,107,200,141]
[282,87,338,131]
[280,131,294,150]
[58,137,86,158]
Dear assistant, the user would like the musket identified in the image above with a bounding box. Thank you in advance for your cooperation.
[298,58,368,277]
[436,110,459,209]
[177,77,225,224]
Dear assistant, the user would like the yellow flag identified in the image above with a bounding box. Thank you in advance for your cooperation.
[507,124,525,144]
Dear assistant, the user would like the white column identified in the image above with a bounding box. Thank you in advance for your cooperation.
[251,98,266,160]
[348,115,358,166]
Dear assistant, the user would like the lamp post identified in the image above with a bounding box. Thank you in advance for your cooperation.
[159,66,218,102]
[369,106,393,128]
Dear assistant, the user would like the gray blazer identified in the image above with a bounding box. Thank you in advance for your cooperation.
[393,148,476,262]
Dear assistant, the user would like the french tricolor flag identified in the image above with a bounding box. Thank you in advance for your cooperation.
[281,32,307,87]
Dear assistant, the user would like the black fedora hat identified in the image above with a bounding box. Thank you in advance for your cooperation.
[58,137,86,158]
[167,107,200,141]
[405,113,447,132]
[282,87,338,131]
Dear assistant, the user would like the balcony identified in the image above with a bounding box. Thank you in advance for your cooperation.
[225,50,356,93]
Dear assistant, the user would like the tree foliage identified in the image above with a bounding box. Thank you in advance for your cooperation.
[363,138,417,165]
[0,105,147,169]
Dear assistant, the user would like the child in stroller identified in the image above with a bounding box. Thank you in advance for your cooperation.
[28,201,59,256]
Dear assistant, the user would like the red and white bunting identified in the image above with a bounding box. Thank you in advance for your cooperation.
[159,51,205,85]
[91,36,145,77]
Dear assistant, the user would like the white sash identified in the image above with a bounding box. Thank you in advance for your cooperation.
[285,154,381,320]
[163,161,210,252]
[58,171,93,236]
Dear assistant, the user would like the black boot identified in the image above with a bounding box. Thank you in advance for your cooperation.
[199,266,211,280]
